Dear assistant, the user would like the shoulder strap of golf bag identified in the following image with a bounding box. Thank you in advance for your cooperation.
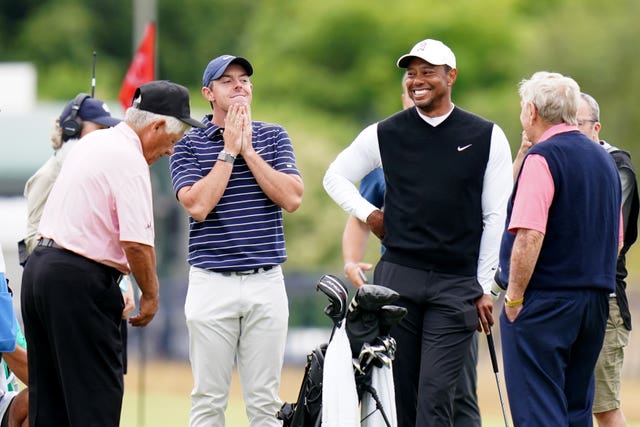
[276,343,327,427]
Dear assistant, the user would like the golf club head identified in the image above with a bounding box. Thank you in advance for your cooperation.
[316,274,349,325]
[377,335,398,361]
[357,338,395,370]
[357,342,377,371]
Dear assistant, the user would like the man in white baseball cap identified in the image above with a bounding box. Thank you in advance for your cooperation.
[324,38,513,426]
[397,38,457,69]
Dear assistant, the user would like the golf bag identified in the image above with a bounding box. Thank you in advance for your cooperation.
[276,343,326,427]
[276,274,406,427]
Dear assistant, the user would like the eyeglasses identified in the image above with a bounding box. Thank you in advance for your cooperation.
[577,119,598,127]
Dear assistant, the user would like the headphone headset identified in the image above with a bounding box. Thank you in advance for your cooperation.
[61,93,91,139]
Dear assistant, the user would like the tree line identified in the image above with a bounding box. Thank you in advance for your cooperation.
[2,0,639,271]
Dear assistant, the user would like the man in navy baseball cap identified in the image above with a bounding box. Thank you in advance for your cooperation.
[59,96,121,129]
[202,55,253,87]
[170,51,303,426]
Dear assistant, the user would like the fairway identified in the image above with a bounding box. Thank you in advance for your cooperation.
[120,359,640,427]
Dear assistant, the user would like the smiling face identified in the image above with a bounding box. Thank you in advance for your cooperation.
[404,57,457,117]
[202,63,253,114]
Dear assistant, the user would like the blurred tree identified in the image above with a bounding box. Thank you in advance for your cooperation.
[2,0,639,272]
[245,0,526,128]
[156,0,257,86]
[0,0,47,55]
[516,0,640,162]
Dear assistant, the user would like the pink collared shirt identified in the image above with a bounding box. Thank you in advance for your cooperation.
[39,123,154,273]
[509,124,623,243]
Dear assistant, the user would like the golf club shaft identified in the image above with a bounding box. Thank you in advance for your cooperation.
[487,332,499,374]
[357,267,367,284]
[487,332,511,427]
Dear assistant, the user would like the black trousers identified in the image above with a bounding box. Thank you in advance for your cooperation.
[374,260,483,427]
[452,332,480,427]
[21,247,124,427]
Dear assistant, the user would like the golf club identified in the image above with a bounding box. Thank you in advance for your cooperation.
[487,330,510,427]
[316,274,349,337]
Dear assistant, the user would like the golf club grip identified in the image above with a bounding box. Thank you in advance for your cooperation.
[487,333,500,374]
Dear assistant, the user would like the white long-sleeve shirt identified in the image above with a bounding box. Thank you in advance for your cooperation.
[323,106,513,292]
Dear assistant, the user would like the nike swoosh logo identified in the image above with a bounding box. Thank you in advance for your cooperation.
[457,144,472,151]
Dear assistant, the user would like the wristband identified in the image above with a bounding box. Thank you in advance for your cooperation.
[505,294,524,307]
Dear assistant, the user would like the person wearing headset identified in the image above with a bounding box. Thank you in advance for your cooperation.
[20,94,121,258]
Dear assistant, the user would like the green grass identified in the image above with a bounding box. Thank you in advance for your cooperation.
[120,391,640,427]
[120,391,515,427]
[119,361,640,426]
[120,392,249,427]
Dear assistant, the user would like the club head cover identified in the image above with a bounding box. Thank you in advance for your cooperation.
[377,304,407,336]
[348,284,399,314]
[346,309,380,357]
[316,274,349,324]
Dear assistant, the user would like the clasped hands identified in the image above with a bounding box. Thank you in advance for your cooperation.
[223,102,253,156]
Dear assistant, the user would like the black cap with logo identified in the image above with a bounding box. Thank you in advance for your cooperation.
[132,80,204,128]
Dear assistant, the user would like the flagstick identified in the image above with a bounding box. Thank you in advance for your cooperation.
[138,327,146,427]
[91,51,97,97]
[135,281,146,427]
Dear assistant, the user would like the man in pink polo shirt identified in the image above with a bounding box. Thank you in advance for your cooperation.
[498,72,622,426]
[20,80,204,427]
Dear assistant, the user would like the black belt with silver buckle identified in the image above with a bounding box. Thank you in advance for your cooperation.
[37,238,63,250]
[221,266,274,276]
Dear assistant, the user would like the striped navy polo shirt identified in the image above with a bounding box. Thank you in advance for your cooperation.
[169,116,300,271]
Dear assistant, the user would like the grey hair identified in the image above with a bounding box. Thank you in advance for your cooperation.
[518,71,580,125]
[50,118,63,150]
[580,92,600,122]
[124,108,190,135]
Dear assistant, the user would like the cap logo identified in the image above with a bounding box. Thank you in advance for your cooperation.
[415,40,429,52]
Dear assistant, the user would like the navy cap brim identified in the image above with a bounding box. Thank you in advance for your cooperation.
[90,116,121,127]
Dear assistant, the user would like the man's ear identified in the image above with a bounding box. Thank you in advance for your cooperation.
[447,68,458,86]
[526,103,538,126]
[594,121,602,135]
[153,119,166,132]
[202,85,214,103]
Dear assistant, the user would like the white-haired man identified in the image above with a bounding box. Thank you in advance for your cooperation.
[21,80,203,427]
[498,72,622,425]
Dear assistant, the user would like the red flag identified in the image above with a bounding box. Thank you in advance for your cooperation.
[118,22,156,111]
